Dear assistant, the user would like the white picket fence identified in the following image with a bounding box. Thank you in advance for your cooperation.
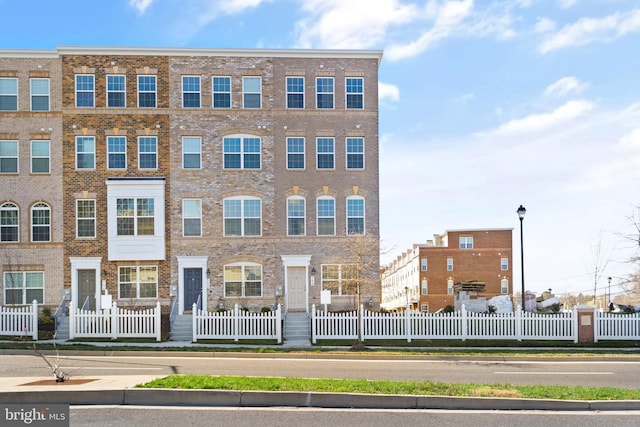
[193,303,282,343]
[0,301,38,340]
[595,311,640,342]
[69,301,161,341]
[312,305,579,343]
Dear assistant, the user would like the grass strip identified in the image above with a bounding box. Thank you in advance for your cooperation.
[138,375,640,401]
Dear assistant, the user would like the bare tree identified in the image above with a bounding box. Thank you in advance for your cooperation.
[591,230,610,308]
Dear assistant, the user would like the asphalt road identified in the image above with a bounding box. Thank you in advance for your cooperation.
[2,353,640,389]
[70,406,640,427]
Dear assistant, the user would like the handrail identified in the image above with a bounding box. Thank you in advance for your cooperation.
[169,292,179,325]
[53,294,67,323]
[81,295,90,311]
[195,293,202,311]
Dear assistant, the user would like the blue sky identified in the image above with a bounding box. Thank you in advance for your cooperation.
[2,0,639,300]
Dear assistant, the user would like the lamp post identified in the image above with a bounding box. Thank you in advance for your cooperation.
[517,205,526,311]
[608,276,612,305]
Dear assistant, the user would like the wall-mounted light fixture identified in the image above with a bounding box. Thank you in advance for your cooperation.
[206,268,211,277]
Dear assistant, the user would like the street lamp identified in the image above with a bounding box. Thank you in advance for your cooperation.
[517,205,526,311]
[608,276,612,306]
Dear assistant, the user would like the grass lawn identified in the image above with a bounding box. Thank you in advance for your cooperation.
[138,374,640,401]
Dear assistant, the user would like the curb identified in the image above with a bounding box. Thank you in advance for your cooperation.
[2,389,640,411]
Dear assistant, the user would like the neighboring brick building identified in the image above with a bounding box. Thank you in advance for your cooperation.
[381,229,513,313]
[1,47,382,317]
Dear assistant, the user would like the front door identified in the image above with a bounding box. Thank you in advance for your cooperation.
[77,269,96,311]
[184,268,203,311]
[287,266,306,311]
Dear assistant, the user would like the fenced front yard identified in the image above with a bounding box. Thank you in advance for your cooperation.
[0,301,38,340]
[69,301,161,341]
[193,303,282,343]
[312,305,640,344]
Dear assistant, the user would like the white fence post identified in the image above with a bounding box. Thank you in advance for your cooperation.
[515,305,522,341]
[311,304,317,344]
[572,306,578,343]
[31,300,38,341]
[192,302,198,342]
[234,304,240,342]
[405,307,411,343]
[69,301,75,340]
[111,302,118,340]
[461,305,467,341]
[276,304,282,343]
[155,301,161,342]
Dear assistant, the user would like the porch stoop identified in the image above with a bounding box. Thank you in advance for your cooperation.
[55,317,69,341]
[283,312,311,347]
[170,314,193,341]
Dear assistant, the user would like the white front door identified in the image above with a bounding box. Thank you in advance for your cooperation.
[287,266,306,311]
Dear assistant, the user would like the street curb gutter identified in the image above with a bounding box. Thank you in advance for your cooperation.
[1,390,640,411]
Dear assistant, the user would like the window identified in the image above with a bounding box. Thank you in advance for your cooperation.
[447,279,454,295]
[0,202,19,242]
[346,137,364,169]
[286,77,304,108]
[182,137,201,169]
[76,136,95,169]
[317,197,335,236]
[346,77,364,109]
[286,137,304,169]
[183,199,202,237]
[138,75,157,108]
[0,140,18,173]
[346,196,365,235]
[501,278,509,294]
[119,266,157,299]
[447,258,453,271]
[287,196,305,236]
[224,263,262,297]
[223,197,261,236]
[421,258,428,271]
[182,76,201,108]
[0,78,18,110]
[75,74,94,107]
[30,78,49,111]
[3,271,43,304]
[116,198,154,236]
[76,199,96,238]
[316,137,334,169]
[421,304,429,313]
[107,75,126,108]
[31,202,50,242]
[321,264,357,296]
[212,76,231,108]
[138,136,157,169]
[223,136,260,169]
[501,257,509,271]
[107,136,127,169]
[316,77,334,109]
[459,236,473,249]
[242,76,261,109]
[421,280,428,295]
[30,140,50,174]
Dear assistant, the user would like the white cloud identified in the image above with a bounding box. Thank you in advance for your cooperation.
[483,100,594,136]
[539,8,640,53]
[386,0,474,60]
[294,0,418,49]
[129,0,154,14]
[219,0,268,14]
[544,76,587,98]
[534,17,556,34]
[618,128,640,152]
[379,82,400,102]
[558,0,578,8]
[452,93,474,104]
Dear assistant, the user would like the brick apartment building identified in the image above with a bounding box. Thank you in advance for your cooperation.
[381,229,513,313]
[1,47,382,318]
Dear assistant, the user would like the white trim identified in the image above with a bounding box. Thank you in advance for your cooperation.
[280,255,312,313]
[69,257,102,310]
[176,256,209,315]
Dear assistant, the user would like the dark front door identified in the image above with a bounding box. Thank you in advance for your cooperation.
[184,268,203,311]
[77,269,96,311]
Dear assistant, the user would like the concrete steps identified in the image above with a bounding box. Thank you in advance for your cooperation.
[170,314,193,341]
[55,316,69,340]
[283,312,310,346]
